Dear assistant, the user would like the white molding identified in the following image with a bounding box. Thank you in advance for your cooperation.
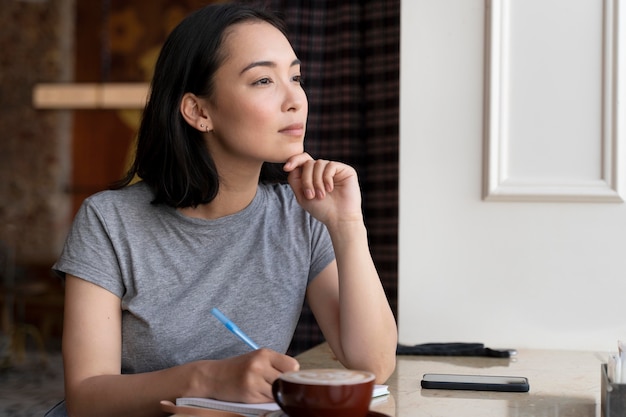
[482,0,622,202]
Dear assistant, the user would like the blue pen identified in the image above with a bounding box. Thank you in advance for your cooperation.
[211,307,260,350]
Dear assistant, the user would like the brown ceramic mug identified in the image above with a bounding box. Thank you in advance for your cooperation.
[272,368,375,417]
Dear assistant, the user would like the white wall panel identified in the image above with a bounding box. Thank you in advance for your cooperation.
[483,0,622,202]
[399,0,626,351]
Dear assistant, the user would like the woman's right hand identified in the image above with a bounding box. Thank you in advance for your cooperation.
[189,348,300,403]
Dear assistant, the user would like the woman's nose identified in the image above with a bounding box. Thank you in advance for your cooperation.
[282,83,307,112]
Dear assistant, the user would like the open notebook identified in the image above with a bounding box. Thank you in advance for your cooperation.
[176,384,390,416]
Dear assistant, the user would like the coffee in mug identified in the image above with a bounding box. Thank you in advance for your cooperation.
[272,368,375,417]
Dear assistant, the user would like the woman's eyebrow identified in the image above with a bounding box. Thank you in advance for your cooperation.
[240,58,301,75]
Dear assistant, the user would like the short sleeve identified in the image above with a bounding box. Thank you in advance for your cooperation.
[53,197,125,298]
[307,217,335,283]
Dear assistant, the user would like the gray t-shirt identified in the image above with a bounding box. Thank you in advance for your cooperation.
[54,181,334,374]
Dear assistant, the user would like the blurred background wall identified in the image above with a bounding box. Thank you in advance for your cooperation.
[0,0,73,265]
[1,0,75,348]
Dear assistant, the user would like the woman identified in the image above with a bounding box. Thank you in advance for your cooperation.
[48,3,397,416]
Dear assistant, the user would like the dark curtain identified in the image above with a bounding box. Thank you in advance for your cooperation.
[239,0,400,355]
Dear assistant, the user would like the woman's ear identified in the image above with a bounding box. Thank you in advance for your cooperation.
[180,92,212,132]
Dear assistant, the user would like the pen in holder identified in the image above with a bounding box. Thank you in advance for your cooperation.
[601,363,626,417]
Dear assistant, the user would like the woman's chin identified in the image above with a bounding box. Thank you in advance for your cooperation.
[275,148,305,163]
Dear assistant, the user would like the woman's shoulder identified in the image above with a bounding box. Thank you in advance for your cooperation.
[79,182,157,218]
[257,183,318,227]
[259,182,297,206]
[83,181,152,206]
[75,182,170,232]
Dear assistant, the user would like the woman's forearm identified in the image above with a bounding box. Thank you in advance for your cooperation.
[326,220,398,382]
[65,361,201,417]
[65,348,299,417]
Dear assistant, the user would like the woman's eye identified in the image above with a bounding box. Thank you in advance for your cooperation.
[292,75,304,85]
[253,77,272,86]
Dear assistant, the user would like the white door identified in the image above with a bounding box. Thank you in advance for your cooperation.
[399,0,626,350]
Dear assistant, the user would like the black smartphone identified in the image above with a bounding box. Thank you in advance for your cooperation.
[421,373,529,392]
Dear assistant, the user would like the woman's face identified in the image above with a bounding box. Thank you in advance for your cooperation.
[203,20,308,168]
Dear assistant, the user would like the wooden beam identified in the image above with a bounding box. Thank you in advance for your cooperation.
[32,83,149,109]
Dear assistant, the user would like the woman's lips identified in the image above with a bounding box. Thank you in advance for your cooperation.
[279,123,305,136]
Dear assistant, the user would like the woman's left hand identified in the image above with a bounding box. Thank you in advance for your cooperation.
[283,153,362,227]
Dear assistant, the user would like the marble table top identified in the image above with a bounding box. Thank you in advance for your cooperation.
[296,343,607,417]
